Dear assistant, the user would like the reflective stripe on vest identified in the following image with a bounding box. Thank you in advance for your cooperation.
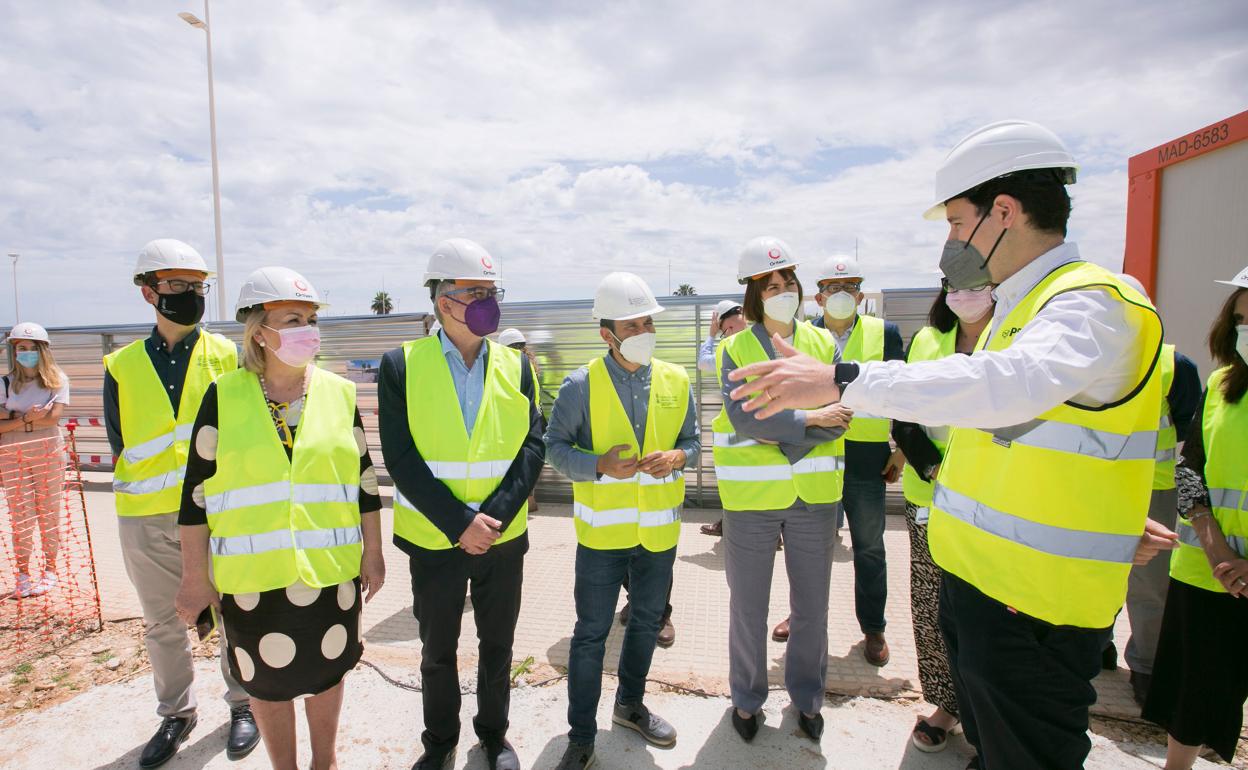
[1153,345,1177,491]
[1170,367,1248,592]
[211,525,362,557]
[570,357,688,552]
[934,485,1138,564]
[204,367,362,594]
[841,315,891,443]
[901,326,958,508]
[105,332,236,515]
[987,419,1157,461]
[392,336,531,550]
[712,322,844,511]
[928,261,1163,628]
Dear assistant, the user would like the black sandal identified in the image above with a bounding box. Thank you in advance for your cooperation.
[911,718,960,753]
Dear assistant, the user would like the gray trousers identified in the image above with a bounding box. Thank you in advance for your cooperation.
[1124,487,1179,675]
[723,504,838,715]
[118,512,248,718]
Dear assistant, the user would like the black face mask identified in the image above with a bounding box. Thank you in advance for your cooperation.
[155,290,205,326]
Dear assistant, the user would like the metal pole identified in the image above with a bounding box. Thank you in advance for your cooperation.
[203,0,226,322]
[8,253,18,322]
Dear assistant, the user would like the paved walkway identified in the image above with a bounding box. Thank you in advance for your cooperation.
[81,473,1144,719]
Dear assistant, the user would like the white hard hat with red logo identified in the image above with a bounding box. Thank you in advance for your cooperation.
[234,266,327,322]
[5,322,51,345]
[736,236,799,284]
[133,239,213,284]
[817,255,864,281]
[423,238,501,288]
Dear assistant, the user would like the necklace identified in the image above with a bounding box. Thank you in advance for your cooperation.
[259,369,311,450]
[259,367,311,404]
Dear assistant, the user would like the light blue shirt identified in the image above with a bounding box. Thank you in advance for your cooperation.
[439,330,488,435]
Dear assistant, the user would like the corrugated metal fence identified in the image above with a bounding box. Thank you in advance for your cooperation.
[3,288,938,506]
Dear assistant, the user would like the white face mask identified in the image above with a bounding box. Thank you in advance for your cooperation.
[614,331,657,366]
[1236,325,1248,365]
[763,292,800,323]
[823,291,858,321]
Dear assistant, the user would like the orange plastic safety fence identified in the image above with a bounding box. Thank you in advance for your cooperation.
[0,427,102,667]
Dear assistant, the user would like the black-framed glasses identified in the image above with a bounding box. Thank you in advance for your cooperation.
[941,278,994,293]
[151,279,211,296]
[445,286,505,303]
[819,282,861,296]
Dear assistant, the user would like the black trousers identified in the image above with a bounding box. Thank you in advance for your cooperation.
[407,533,528,752]
[938,571,1110,770]
[622,571,674,621]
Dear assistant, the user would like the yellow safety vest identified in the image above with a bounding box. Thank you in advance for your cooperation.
[712,324,845,511]
[205,367,361,594]
[393,336,530,550]
[1170,367,1248,592]
[570,357,688,552]
[901,326,958,509]
[104,332,236,516]
[929,261,1163,628]
[840,314,891,443]
[1153,345,1177,491]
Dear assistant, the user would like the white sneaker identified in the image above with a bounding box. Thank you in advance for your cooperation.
[38,571,57,594]
[9,574,36,599]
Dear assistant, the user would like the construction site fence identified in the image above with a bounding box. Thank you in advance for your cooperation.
[0,428,103,666]
[1,289,938,507]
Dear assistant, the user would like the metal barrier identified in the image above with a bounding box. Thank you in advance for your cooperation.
[2,287,939,506]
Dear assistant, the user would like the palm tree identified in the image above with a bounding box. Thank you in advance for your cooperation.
[371,290,394,315]
[674,284,697,296]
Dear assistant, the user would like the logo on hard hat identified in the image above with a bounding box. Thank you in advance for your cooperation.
[294,279,309,291]
[481,256,494,270]
[767,249,782,260]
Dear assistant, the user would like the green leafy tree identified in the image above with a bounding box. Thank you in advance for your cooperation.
[674,284,697,296]
[371,290,394,315]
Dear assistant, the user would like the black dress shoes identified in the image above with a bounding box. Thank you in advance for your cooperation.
[732,710,759,742]
[139,714,198,769]
[798,711,824,741]
[226,704,261,759]
[486,738,520,770]
[413,747,457,769]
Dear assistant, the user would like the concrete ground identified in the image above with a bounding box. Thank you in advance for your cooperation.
[0,474,1224,768]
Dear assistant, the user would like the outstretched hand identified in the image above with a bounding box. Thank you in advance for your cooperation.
[728,333,842,419]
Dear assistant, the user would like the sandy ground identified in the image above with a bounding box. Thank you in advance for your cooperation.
[0,657,1227,770]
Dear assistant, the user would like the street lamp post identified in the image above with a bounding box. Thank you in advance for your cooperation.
[179,2,227,323]
[6,253,18,323]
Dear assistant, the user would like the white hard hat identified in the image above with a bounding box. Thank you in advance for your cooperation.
[1216,265,1248,290]
[498,328,526,347]
[713,299,743,318]
[5,322,50,345]
[817,255,864,281]
[592,272,665,321]
[737,236,799,284]
[423,238,501,288]
[133,239,213,284]
[924,120,1079,221]
[234,266,327,322]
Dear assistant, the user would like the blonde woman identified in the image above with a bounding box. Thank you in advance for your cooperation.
[175,267,384,770]
[2,322,70,599]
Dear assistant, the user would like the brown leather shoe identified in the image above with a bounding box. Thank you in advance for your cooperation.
[772,617,790,642]
[657,617,675,648]
[864,633,890,666]
[700,519,723,536]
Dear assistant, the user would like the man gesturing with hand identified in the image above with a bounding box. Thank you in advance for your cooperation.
[544,272,699,770]
[379,239,544,770]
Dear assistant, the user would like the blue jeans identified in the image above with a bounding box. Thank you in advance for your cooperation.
[567,544,676,745]
[843,472,888,634]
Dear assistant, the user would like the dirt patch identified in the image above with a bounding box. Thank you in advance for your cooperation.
[1,619,220,718]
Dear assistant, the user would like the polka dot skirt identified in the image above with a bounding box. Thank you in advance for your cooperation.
[221,577,363,701]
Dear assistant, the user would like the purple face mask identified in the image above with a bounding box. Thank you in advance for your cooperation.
[446,295,501,337]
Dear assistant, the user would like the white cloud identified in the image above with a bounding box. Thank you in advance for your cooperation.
[0,0,1245,326]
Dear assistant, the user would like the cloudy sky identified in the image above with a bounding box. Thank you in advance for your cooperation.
[1,0,1245,327]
